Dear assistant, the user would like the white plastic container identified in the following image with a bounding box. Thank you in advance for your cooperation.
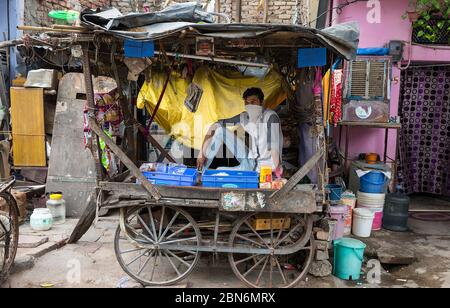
[46,194,66,225]
[30,208,53,231]
[352,208,375,238]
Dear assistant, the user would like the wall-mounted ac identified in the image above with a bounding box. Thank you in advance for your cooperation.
[343,56,392,123]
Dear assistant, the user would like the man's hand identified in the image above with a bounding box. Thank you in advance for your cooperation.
[197,154,206,170]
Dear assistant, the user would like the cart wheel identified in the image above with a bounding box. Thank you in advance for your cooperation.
[0,192,19,285]
[115,205,201,286]
[228,213,314,288]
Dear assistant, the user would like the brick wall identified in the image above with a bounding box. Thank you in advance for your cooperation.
[24,0,309,26]
[25,0,112,26]
[111,0,305,24]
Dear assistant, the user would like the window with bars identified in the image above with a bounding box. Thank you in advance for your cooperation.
[344,56,391,101]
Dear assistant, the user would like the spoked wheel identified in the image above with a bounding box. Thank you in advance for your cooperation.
[228,213,314,288]
[0,192,19,285]
[114,205,201,286]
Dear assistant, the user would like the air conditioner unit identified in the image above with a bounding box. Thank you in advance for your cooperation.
[342,56,392,123]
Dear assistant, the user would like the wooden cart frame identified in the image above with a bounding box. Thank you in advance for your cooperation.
[63,23,356,287]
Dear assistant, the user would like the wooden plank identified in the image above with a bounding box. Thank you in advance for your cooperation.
[99,181,273,200]
[89,119,161,200]
[10,87,46,167]
[220,189,317,214]
[68,50,103,243]
[338,121,401,129]
[99,182,318,213]
[46,74,98,217]
[269,150,323,204]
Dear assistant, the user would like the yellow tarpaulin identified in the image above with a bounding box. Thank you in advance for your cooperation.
[137,66,287,149]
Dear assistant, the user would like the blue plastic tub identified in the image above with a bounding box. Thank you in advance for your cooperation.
[360,171,386,193]
[142,166,197,187]
[202,170,259,189]
[326,184,343,201]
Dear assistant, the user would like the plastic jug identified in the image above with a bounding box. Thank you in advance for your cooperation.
[46,193,66,225]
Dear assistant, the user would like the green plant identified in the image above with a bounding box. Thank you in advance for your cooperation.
[405,0,450,43]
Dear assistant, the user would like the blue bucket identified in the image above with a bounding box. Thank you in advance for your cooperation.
[327,184,343,201]
[360,171,386,193]
[333,238,366,281]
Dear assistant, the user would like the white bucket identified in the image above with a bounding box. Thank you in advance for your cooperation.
[352,208,375,238]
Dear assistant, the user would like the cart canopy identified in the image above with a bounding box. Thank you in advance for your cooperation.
[81,3,359,60]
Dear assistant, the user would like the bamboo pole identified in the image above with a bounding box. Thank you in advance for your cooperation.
[18,25,90,34]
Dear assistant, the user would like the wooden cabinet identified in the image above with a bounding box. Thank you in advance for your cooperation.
[10,87,46,167]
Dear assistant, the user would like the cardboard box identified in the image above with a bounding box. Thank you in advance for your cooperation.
[24,69,58,90]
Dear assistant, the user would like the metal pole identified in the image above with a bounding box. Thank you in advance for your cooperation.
[154,51,270,68]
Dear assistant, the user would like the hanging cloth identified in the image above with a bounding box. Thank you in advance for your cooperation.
[330,69,343,126]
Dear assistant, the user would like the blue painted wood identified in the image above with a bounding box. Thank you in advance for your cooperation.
[0,1,8,39]
[8,0,17,80]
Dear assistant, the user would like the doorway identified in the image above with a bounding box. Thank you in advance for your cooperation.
[398,65,450,198]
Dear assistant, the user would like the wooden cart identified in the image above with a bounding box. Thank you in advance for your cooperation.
[59,21,358,288]
[99,151,323,288]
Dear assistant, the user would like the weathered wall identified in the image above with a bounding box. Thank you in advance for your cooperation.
[111,0,309,24]
[24,0,111,26]
[24,0,316,26]
[334,0,450,163]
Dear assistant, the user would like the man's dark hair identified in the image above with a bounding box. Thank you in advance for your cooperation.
[243,88,265,102]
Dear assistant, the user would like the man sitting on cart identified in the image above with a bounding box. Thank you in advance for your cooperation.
[197,87,283,173]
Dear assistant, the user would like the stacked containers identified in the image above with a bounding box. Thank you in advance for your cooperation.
[357,191,386,231]
[358,171,387,231]
[341,191,357,235]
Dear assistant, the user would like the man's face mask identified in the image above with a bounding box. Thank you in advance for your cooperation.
[245,104,263,123]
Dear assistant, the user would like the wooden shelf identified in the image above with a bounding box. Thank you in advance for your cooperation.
[338,121,401,129]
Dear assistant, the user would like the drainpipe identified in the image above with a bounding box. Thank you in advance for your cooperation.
[328,0,334,27]
[316,0,330,29]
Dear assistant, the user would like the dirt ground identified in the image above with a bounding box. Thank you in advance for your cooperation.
[2,203,450,288]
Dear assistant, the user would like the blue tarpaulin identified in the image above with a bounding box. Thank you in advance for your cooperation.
[357,48,389,56]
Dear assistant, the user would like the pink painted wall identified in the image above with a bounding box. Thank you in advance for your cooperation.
[333,0,450,166]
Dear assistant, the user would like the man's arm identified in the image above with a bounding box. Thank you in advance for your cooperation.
[197,114,242,169]
[197,123,219,169]
[267,114,282,171]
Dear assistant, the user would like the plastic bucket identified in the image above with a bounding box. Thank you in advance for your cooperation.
[327,184,343,201]
[358,204,383,231]
[360,171,387,193]
[352,208,375,238]
[357,191,385,231]
[333,238,366,281]
[341,194,356,236]
[328,205,348,240]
